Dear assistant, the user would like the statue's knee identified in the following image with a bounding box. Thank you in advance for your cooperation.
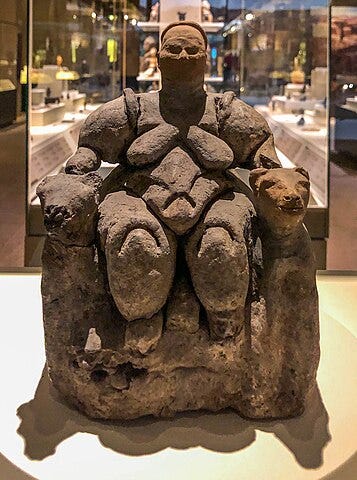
[118,228,159,257]
[105,226,173,321]
[198,227,234,260]
[102,220,161,256]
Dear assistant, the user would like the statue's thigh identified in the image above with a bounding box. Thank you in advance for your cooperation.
[98,191,176,321]
[186,193,253,314]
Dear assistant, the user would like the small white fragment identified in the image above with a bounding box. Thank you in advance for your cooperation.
[81,360,90,370]
[84,327,102,353]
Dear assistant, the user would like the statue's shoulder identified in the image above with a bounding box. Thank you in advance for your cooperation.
[135,90,159,109]
[215,91,272,164]
[135,91,161,132]
[78,90,136,162]
[80,95,128,133]
[217,92,269,133]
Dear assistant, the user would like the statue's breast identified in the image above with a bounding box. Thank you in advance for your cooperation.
[124,93,235,234]
[127,90,233,171]
[138,146,231,235]
[126,123,234,171]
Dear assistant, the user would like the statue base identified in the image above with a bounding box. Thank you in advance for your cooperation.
[42,236,319,421]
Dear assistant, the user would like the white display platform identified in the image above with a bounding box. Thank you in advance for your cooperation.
[0,271,356,480]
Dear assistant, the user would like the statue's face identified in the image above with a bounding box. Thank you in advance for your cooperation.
[159,26,206,81]
[143,36,156,52]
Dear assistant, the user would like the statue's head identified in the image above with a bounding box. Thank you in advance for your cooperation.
[143,35,157,52]
[159,22,207,82]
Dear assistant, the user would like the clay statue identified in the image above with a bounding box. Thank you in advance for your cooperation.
[38,22,319,420]
[140,35,158,78]
[149,2,159,22]
[201,0,213,23]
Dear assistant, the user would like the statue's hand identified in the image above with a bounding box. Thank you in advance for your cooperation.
[65,147,101,175]
[37,172,102,246]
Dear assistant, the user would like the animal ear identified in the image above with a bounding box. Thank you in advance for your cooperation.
[259,153,281,169]
[294,166,309,180]
[249,168,268,192]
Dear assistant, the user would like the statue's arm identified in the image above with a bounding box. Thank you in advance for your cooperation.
[65,94,135,174]
[219,95,281,170]
[252,131,281,169]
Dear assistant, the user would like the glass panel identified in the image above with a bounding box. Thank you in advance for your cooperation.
[330,5,357,157]
[222,1,329,210]
[328,2,357,269]
[28,0,143,204]
[0,3,28,268]
[26,0,329,267]
[0,7,27,128]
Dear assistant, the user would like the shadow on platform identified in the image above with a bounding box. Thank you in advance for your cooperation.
[16,366,331,469]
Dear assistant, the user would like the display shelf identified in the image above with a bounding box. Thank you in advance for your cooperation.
[30,104,66,127]
[0,271,356,480]
[271,95,320,113]
[138,21,224,33]
[29,105,101,201]
[137,21,160,32]
[201,22,224,33]
[137,73,161,82]
[205,76,223,83]
[136,74,223,85]
[345,97,357,113]
[63,93,86,113]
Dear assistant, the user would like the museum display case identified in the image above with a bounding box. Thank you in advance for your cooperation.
[25,0,331,267]
[330,2,357,158]
[0,0,357,474]
[0,4,27,128]
[221,2,329,267]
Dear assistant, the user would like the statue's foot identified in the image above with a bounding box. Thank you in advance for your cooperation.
[207,308,244,340]
[124,311,163,355]
[166,275,200,334]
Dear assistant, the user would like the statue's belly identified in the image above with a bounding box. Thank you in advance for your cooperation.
[140,147,229,235]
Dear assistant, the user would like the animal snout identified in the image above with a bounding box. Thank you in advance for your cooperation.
[280,192,304,210]
[283,194,299,202]
[283,193,302,205]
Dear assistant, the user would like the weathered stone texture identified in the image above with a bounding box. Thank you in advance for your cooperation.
[38,21,319,422]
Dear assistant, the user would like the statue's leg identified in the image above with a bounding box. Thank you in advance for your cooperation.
[186,193,256,339]
[98,191,176,323]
